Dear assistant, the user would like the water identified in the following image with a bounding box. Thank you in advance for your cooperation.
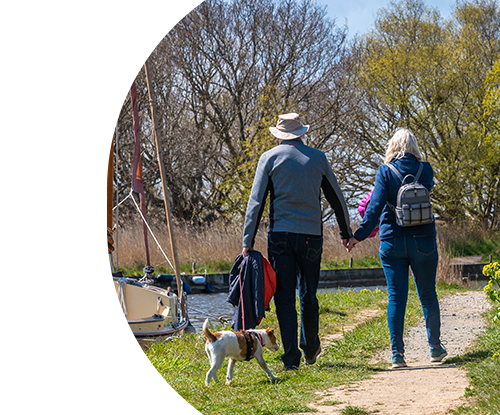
[186,292,235,331]
[186,280,489,332]
[185,285,386,332]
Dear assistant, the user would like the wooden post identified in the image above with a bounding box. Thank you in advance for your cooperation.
[144,59,185,317]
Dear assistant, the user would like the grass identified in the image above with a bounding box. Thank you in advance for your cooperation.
[341,406,371,415]
[143,283,467,415]
[448,307,500,415]
[322,256,381,269]
[437,223,500,263]
[145,290,388,414]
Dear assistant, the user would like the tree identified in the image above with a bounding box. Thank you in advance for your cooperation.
[131,0,364,220]
[351,0,500,227]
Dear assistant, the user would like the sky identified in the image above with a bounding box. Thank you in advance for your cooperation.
[320,0,457,37]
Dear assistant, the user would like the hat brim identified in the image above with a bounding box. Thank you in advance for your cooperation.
[269,125,309,140]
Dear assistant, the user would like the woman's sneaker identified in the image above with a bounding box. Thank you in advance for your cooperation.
[392,353,407,368]
[430,346,448,362]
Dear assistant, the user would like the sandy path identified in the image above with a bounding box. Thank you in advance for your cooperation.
[293,291,491,415]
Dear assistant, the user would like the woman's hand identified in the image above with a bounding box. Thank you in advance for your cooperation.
[346,237,360,252]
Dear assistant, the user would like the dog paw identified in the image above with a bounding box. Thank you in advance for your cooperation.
[225,379,233,386]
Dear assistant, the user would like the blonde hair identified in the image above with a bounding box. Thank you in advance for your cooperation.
[384,128,422,164]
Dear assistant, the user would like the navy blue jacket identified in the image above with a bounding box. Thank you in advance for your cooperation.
[354,154,436,242]
[227,250,266,331]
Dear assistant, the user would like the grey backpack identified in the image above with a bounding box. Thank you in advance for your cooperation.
[386,163,434,227]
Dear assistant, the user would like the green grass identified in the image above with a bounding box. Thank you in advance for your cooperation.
[341,406,371,415]
[448,237,500,263]
[143,283,467,415]
[449,307,500,415]
[321,256,382,270]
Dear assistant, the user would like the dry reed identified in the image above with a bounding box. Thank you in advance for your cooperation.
[114,218,471,287]
[113,219,380,273]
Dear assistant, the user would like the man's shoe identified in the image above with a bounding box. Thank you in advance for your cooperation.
[305,346,322,365]
[391,353,407,368]
[285,365,299,371]
[430,346,448,362]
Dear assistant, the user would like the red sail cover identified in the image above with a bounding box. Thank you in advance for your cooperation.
[130,82,144,194]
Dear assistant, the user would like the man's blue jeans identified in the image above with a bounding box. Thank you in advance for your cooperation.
[379,235,441,355]
[267,232,323,368]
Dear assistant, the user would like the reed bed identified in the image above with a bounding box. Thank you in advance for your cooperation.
[113,218,382,275]
[112,217,493,285]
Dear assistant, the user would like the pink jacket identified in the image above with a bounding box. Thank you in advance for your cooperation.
[358,190,379,238]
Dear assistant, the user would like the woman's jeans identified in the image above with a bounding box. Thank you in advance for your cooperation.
[267,232,323,368]
[379,235,441,355]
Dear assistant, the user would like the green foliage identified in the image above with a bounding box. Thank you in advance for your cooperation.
[483,262,500,324]
[357,0,500,227]
[448,237,500,262]
[449,308,500,414]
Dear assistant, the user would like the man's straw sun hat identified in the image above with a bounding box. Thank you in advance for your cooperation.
[269,113,309,140]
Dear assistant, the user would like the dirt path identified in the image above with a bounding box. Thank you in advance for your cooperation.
[450,255,484,265]
[293,291,491,415]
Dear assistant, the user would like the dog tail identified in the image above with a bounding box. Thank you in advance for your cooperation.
[202,318,217,343]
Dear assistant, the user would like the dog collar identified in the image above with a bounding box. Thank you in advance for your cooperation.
[251,332,264,347]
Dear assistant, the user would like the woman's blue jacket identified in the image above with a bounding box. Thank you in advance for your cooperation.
[354,153,436,242]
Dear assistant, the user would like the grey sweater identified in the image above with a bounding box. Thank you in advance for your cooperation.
[243,139,352,248]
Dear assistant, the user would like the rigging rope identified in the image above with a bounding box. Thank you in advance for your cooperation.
[113,189,176,273]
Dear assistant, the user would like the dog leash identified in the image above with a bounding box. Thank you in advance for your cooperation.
[238,261,246,331]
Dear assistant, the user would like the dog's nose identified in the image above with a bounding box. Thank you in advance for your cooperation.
[274,345,279,351]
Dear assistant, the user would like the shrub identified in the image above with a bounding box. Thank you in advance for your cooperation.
[483,262,500,324]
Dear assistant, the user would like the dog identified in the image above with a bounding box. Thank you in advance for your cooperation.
[202,319,279,386]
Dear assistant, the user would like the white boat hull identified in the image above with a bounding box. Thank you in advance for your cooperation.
[114,278,188,339]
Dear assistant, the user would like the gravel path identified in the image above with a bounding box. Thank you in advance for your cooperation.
[293,290,491,415]
[402,291,490,363]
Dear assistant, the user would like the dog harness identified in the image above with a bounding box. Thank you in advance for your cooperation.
[241,331,265,361]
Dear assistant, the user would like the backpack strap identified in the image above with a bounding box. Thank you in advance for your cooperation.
[387,163,404,183]
[387,162,423,184]
[386,163,402,213]
[414,163,423,182]
[386,162,425,213]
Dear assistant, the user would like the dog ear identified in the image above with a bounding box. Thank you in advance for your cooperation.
[266,328,274,334]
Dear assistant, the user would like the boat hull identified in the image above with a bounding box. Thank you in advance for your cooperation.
[114,278,189,342]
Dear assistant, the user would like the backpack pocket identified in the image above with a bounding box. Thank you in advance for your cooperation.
[396,202,434,227]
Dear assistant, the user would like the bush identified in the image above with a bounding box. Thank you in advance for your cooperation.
[483,262,500,324]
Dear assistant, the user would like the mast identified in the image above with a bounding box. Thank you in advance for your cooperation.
[130,82,151,267]
[107,139,115,272]
[143,59,185,315]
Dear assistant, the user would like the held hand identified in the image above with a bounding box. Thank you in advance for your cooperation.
[242,247,253,258]
[346,237,360,253]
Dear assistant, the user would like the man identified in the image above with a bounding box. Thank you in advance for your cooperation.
[242,113,352,370]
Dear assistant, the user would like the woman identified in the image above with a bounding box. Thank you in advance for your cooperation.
[347,128,447,368]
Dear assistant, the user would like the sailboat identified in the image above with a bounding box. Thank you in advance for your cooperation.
[107,60,191,343]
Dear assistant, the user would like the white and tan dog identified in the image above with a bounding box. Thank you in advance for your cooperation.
[202,319,279,386]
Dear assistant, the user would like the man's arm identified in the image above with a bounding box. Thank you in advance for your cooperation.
[321,168,353,240]
[242,155,271,249]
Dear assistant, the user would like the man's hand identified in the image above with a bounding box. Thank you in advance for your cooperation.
[346,237,360,252]
[242,247,253,258]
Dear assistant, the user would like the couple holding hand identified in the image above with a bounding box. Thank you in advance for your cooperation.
[242,113,446,370]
